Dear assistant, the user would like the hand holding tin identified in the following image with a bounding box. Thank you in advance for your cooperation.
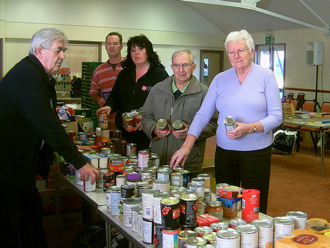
[154,125,171,139]
[172,122,188,140]
[78,163,100,185]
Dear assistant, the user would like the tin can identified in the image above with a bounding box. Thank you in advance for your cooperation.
[171,189,188,200]
[182,170,190,188]
[116,174,127,187]
[122,112,135,132]
[161,197,181,230]
[216,183,229,197]
[151,154,160,166]
[163,228,181,248]
[101,147,111,155]
[224,116,236,131]
[121,184,135,200]
[229,219,247,228]
[157,118,170,131]
[171,172,183,187]
[210,222,229,232]
[204,189,212,204]
[75,169,83,186]
[98,110,108,129]
[157,167,171,182]
[273,216,294,245]
[78,132,87,144]
[197,174,211,189]
[142,189,160,220]
[83,175,96,192]
[179,230,198,248]
[235,224,258,248]
[154,191,172,225]
[102,171,115,191]
[145,169,157,182]
[172,119,185,130]
[106,189,111,213]
[203,232,216,244]
[140,172,152,184]
[186,237,207,247]
[138,209,143,237]
[138,150,149,168]
[191,178,205,186]
[123,198,142,227]
[191,183,205,198]
[195,226,213,237]
[251,219,273,248]
[154,222,163,247]
[286,211,308,230]
[136,182,151,198]
[216,228,240,248]
[153,179,170,193]
[109,158,124,172]
[132,206,142,233]
[242,189,260,223]
[126,143,137,156]
[143,218,154,244]
[110,186,121,217]
[207,201,223,221]
[180,194,198,226]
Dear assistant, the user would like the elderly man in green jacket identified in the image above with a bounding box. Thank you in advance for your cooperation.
[142,49,217,178]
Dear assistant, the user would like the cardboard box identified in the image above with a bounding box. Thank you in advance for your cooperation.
[56,91,71,98]
[74,108,92,119]
[63,121,78,134]
[55,82,71,91]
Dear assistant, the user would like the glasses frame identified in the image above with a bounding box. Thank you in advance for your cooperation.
[171,63,193,70]
[227,48,248,58]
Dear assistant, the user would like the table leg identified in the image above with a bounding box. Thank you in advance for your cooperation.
[105,222,112,248]
[320,130,325,176]
[54,172,61,248]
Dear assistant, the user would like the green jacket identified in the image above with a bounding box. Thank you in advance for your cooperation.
[142,75,218,173]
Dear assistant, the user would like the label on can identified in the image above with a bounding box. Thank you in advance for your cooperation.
[242,189,260,223]
[161,197,181,230]
[180,194,198,226]
[235,224,258,248]
[110,186,121,217]
[143,218,154,244]
[216,228,240,248]
[163,228,181,248]
[251,219,273,248]
[142,189,159,220]
[84,175,96,192]
[138,150,149,168]
[123,198,142,227]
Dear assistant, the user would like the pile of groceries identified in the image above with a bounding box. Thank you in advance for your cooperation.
[59,124,330,248]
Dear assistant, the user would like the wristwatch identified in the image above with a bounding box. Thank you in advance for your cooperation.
[252,123,257,133]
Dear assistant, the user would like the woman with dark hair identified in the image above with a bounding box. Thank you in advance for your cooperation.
[97,35,168,151]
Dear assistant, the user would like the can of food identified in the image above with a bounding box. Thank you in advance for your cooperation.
[242,189,260,223]
[110,186,121,217]
[109,158,124,172]
[171,189,188,200]
[78,132,87,144]
[145,169,157,182]
[138,209,143,237]
[83,175,96,192]
[157,119,170,131]
[204,189,212,203]
[203,232,216,244]
[75,169,83,186]
[116,174,127,187]
[154,222,163,248]
[251,219,273,248]
[151,154,160,166]
[286,211,308,230]
[132,206,142,233]
[178,230,198,248]
[216,183,229,197]
[182,170,190,188]
[142,189,160,220]
[121,184,135,200]
[273,217,294,245]
[122,112,135,132]
[101,147,111,155]
[136,182,151,198]
[235,224,258,248]
[157,167,171,182]
[197,174,211,189]
[102,171,115,191]
[161,197,181,230]
[140,172,152,184]
[143,218,154,244]
[210,222,229,232]
[171,172,183,187]
[180,194,198,226]
[138,150,149,168]
[186,237,207,247]
[191,178,205,186]
[172,119,185,130]
[123,168,135,175]
[123,198,142,227]
[98,110,108,129]
[106,189,111,213]
[216,228,240,248]
[126,143,137,156]
[229,219,247,228]
[195,226,213,237]
[154,191,172,225]
[163,228,181,248]
[190,183,204,198]
[153,179,170,193]
[224,116,236,131]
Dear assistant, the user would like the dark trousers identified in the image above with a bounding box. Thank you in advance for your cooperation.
[0,184,48,248]
[214,145,272,214]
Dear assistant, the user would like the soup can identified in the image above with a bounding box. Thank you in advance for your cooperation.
[142,189,160,220]
[224,116,236,131]
[132,206,142,233]
[171,172,183,187]
[138,150,149,168]
[143,217,154,244]
[251,219,273,248]
[153,179,170,193]
[154,191,172,225]
[161,197,181,230]
[210,222,229,232]
[186,237,207,247]
[216,228,240,248]
[178,230,198,248]
[163,228,181,248]
[235,224,258,248]
[123,198,142,227]
[273,217,294,247]
[286,211,308,230]
[197,174,211,189]
[180,194,198,226]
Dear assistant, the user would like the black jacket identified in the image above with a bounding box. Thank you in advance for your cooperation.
[0,55,87,191]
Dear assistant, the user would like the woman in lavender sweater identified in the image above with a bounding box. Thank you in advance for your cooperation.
[170,30,282,213]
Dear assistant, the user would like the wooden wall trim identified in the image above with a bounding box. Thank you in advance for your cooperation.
[284,88,330,94]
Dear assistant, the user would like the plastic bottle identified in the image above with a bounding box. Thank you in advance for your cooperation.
[94,127,104,153]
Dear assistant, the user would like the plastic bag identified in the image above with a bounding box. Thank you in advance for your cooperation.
[272,129,297,154]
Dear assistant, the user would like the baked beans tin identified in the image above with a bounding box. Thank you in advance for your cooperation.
[154,191,172,225]
[153,179,170,193]
[110,186,121,217]
[235,224,258,248]
[142,189,160,220]
[251,219,273,248]
[229,219,247,228]
[197,174,211,189]
[179,230,198,248]
[180,193,198,226]
[132,206,142,233]
[224,116,236,131]
[126,143,137,156]
[116,174,127,187]
[273,216,294,245]
[210,222,229,232]
[186,237,207,247]
[163,228,181,248]
[154,222,163,248]
[138,150,149,168]
[171,172,183,187]
[195,226,213,237]
[157,167,171,182]
[121,184,135,200]
[286,211,308,230]
[143,217,154,244]
[203,232,216,244]
[161,197,181,230]
[216,228,240,248]
[123,198,142,227]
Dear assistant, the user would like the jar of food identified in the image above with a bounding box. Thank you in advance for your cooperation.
[172,119,185,130]
[127,173,140,186]
[98,110,108,129]
[103,172,115,192]
[156,119,170,131]
[207,201,223,221]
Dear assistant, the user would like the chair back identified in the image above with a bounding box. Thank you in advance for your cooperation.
[287,93,294,99]
[290,100,298,110]
[320,102,330,113]
[302,101,315,112]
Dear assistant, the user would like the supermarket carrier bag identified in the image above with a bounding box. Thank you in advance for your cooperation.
[272,129,297,154]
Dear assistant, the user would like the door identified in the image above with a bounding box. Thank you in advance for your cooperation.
[200,50,224,86]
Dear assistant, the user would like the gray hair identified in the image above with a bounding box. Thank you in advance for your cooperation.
[171,48,195,64]
[29,28,68,55]
[224,29,255,53]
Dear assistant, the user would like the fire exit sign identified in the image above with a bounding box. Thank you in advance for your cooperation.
[265,36,275,44]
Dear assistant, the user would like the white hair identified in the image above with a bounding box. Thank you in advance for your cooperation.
[224,29,255,53]
[171,48,195,64]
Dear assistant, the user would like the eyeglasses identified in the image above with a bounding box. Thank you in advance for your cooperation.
[172,63,192,70]
[227,48,248,58]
